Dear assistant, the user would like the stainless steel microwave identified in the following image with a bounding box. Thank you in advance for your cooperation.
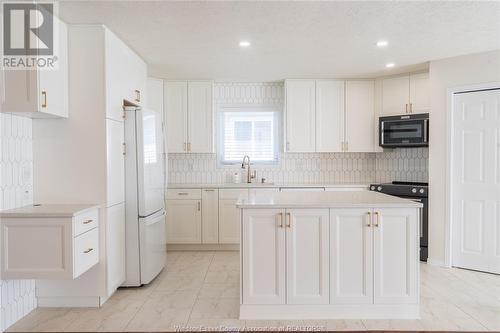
[379,113,429,148]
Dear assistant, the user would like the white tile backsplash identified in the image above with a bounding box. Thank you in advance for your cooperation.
[168,82,428,185]
[0,113,36,332]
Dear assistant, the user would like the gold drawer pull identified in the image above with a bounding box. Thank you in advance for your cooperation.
[83,219,93,224]
[366,212,372,227]
[135,90,141,102]
[374,212,380,227]
[83,248,94,254]
[278,212,283,228]
[177,192,189,195]
[41,91,47,108]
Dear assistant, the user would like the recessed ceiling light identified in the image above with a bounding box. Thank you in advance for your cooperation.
[376,40,388,47]
[239,41,251,48]
[385,63,395,68]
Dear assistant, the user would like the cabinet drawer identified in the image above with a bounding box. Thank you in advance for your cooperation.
[166,189,202,200]
[74,228,99,278]
[219,189,248,200]
[74,209,99,237]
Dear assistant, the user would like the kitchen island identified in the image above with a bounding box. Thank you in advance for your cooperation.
[237,190,422,319]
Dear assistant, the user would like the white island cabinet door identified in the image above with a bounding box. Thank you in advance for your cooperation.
[242,209,285,304]
[286,209,329,304]
[285,80,316,152]
[330,209,373,304]
[373,208,418,304]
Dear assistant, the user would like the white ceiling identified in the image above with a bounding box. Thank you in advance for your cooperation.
[58,1,500,81]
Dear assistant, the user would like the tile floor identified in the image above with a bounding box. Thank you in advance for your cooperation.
[6,251,500,332]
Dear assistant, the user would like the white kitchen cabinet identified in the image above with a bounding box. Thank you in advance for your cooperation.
[0,206,99,280]
[409,72,430,114]
[1,16,68,118]
[242,209,286,304]
[166,199,202,243]
[164,80,213,153]
[286,209,329,304]
[219,199,241,244]
[345,81,376,152]
[106,119,125,206]
[381,72,429,116]
[188,81,213,153]
[106,203,126,295]
[147,78,164,113]
[373,208,419,304]
[202,189,219,244]
[316,80,344,152]
[104,29,147,122]
[164,81,188,153]
[330,209,373,304]
[285,80,316,152]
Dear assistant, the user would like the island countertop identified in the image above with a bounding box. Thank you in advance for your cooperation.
[237,190,422,209]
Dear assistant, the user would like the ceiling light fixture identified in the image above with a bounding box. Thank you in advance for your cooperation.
[239,41,251,48]
[376,40,388,47]
[385,63,395,68]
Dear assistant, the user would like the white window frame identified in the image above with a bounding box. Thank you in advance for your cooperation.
[217,105,282,167]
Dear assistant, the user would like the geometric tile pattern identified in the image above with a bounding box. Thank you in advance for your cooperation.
[169,82,428,185]
[0,113,37,331]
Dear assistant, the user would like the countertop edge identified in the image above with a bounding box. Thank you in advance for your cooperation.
[0,204,101,218]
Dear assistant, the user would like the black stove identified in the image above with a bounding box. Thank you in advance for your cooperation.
[369,181,429,261]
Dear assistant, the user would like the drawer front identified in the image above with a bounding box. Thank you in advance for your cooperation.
[219,189,248,200]
[74,209,99,237]
[74,228,99,278]
[166,189,202,200]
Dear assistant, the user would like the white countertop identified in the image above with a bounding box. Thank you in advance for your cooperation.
[168,182,370,189]
[0,204,99,218]
[237,190,422,209]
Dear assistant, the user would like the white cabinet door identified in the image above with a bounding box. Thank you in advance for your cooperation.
[316,80,344,152]
[166,199,201,243]
[242,209,285,304]
[106,202,126,295]
[202,189,219,244]
[285,80,316,152]
[381,75,409,116]
[345,81,376,152]
[188,81,213,153]
[218,199,241,244]
[409,73,430,114]
[106,119,125,206]
[330,209,373,304]
[286,209,329,304]
[373,208,418,304]
[164,81,188,153]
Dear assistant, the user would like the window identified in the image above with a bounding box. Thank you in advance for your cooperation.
[218,108,280,165]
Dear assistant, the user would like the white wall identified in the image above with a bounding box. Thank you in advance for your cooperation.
[428,50,500,264]
[0,114,36,331]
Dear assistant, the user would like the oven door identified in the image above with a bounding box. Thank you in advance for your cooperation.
[379,115,429,148]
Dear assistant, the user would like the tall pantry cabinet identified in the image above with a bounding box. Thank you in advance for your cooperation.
[34,25,147,307]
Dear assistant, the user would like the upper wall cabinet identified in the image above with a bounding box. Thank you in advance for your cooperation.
[285,79,376,153]
[105,30,147,121]
[285,80,316,152]
[381,72,429,116]
[164,80,213,153]
[1,16,68,118]
[345,81,376,152]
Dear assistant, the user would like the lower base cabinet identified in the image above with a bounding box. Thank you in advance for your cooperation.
[241,207,419,313]
[166,199,201,243]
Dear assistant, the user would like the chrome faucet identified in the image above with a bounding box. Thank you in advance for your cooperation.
[241,155,256,183]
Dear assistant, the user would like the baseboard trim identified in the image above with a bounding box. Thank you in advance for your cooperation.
[37,296,100,307]
[240,304,420,320]
[167,244,239,251]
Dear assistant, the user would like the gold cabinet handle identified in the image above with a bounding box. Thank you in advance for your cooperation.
[41,91,47,108]
[409,103,413,113]
[135,90,141,102]
[83,219,93,225]
[187,142,191,152]
[366,212,371,227]
[286,212,292,228]
[177,192,189,195]
[278,212,283,228]
[83,248,94,254]
[197,201,201,211]
[374,211,380,227]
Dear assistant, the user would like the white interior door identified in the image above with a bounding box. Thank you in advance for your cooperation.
[452,88,500,274]
[286,209,329,304]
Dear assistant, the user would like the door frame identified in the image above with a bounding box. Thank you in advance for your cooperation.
[445,81,500,267]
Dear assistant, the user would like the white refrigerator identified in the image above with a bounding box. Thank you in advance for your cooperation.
[123,105,166,286]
